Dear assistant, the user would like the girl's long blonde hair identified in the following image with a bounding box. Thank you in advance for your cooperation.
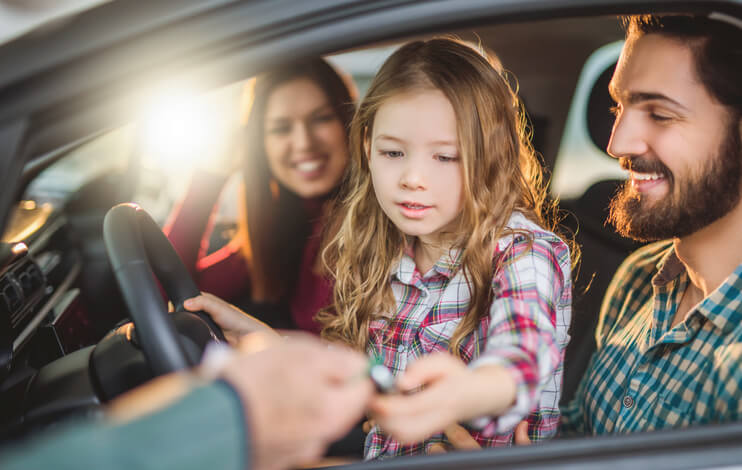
[318,38,564,353]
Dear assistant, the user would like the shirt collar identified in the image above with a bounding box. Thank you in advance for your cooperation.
[392,243,462,283]
[698,262,742,333]
[652,246,685,286]
[653,244,742,333]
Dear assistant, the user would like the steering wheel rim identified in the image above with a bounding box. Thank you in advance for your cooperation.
[103,203,224,375]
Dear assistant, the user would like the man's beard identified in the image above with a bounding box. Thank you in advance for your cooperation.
[608,120,742,242]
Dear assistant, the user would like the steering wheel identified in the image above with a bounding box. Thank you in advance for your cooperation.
[103,203,225,375]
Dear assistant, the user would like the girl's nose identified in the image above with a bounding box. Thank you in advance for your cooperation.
[399,160,425,190]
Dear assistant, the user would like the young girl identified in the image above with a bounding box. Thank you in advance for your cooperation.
[317,38,573,459]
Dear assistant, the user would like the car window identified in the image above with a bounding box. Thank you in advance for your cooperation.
[23,126,133,208]
[550,40,625,199]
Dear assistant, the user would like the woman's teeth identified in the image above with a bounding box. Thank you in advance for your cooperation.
[403,203,426,209]
[296,160,322,172]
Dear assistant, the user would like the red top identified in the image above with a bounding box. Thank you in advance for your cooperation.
[163,172,331,334]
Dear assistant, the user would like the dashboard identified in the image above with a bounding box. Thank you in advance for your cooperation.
[0,200,99,435]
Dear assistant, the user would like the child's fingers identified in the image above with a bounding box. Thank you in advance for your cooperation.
[395,353,462,390]
[370,384,449,420]
[372,406,451,444]
[362,419,375,433]
[514,420,531,445]
[426,443,447,454]
[443,424,481,450]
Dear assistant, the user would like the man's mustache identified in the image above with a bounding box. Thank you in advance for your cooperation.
[619,157,671,176]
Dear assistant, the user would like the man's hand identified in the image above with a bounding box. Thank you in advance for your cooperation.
[221,334,373,470]
[184,292,279,344]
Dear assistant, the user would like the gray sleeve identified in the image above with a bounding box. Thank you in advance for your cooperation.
[0,381,248,470]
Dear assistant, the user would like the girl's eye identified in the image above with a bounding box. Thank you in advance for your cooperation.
[381,150,404,158]
[436,154,458,163]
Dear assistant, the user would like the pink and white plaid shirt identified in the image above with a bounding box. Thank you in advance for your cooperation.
[365,212,572,459]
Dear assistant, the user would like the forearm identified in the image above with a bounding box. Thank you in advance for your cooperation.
[1,381,247,470]
[455,364,517,420]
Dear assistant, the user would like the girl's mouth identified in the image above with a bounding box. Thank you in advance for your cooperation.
[397,202,432,218]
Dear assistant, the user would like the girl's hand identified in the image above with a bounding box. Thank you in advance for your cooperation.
[369,353,471,443]
[183,292,279,345]
[513,420,531,445]
[369,353,516,444]
[427,424,482,453]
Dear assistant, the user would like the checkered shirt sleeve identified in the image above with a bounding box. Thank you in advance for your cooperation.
[469,233,572,438]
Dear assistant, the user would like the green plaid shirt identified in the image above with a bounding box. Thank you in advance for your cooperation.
[561,240,742,435]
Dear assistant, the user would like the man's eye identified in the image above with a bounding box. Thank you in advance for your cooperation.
[649,113,672,122]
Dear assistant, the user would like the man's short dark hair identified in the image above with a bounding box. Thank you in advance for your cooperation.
[624,14,742,118]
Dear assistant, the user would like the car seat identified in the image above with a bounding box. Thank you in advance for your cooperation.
[559,61,643,405]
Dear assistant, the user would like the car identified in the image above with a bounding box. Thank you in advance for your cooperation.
[0,0,741,468]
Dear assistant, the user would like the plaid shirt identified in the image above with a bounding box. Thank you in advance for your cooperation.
[561,240,742,436]
[365,212,572,459]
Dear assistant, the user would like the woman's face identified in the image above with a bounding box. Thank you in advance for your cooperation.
[263,77,349,198]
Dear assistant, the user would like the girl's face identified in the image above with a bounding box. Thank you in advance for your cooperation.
[263,77,349,198]
[368,89,464,246]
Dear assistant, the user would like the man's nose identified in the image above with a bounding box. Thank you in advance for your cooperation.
[606,111,649,159]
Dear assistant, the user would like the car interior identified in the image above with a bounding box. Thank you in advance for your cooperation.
[0,0,740,467]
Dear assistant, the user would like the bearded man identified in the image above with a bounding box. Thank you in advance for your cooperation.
[560,13,742,435]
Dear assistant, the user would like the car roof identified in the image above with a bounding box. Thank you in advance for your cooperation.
[0,0,740,230]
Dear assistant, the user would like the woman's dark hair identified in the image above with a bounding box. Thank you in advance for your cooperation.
[624,14,742,118]
[238,58,355,301]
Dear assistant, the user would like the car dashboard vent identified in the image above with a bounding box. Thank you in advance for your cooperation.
[0,246,47,337]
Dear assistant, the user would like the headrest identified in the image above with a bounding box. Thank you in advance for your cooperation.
[586,61,617,153]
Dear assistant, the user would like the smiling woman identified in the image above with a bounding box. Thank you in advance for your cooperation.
[163,57,356,334]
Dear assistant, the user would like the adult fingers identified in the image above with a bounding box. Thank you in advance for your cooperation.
[183,292,226,314]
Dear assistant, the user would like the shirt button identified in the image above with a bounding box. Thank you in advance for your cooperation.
[397,345,405,352]
[622,396,634,409]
